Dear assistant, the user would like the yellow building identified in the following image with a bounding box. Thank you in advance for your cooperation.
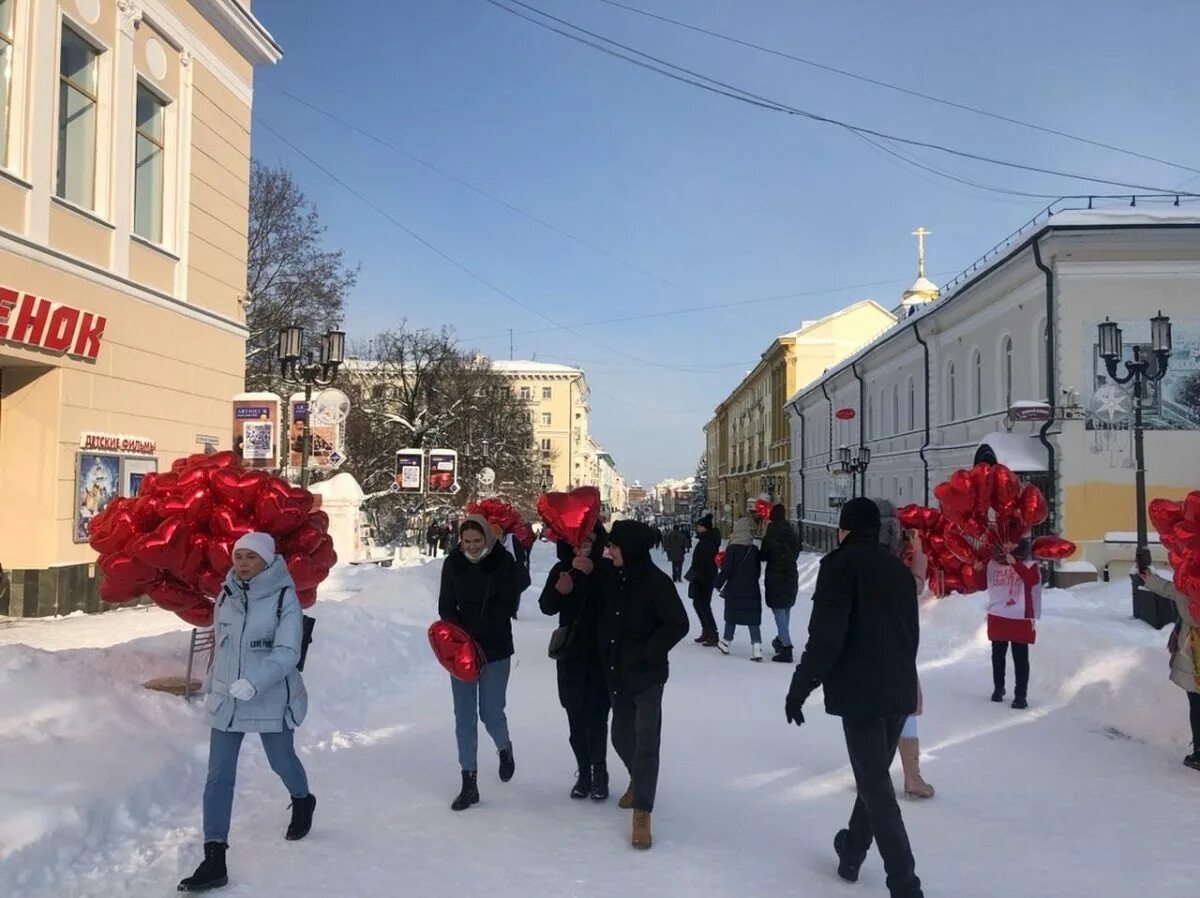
[707,301,895,532]
[0,0,279,616]
[491,361,592,492]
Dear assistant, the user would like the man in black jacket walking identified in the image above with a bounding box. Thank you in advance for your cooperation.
[785,498,924,898]
[600,520,689,850]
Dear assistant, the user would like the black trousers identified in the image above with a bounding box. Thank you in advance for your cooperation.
[992,640,1030,698]
[1188,691,1200,754]
[671,561,683,582]
[691,585,718,637]
[611,684,664,812]
[559,659,610,769]
[842,716,923,898]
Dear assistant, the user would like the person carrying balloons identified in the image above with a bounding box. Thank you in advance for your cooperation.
[438,514,520,811]
[980,537,1041,709]
[179,532,314,893]
[1137,568,1200,771]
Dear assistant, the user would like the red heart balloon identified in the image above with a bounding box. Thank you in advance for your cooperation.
[311,535,337,570]
[284,524,325,556]
[129,515,189,573]
[754,498,772,522]
[1184,491,1200,525]
[307,511,330,534]
[207,450,239,469]
[990,465,1021,511]
[467,498,523,534]
[99,577,142,603]
[286,553,325,591]
[1174,520,1200,554]
[513,522,535,552]
[1018,484,1049,528]
[537,487,602,548]
[198,567,226,597]
[919,508,943,531]
[287,487,315,516]
[969,464,993,517]
[933,481,972,524]
[176,599,215,627]
[148,577,205,613]
[1149,498,1184,535]
[176,465,213,491]
[943,527,975,564]
[297,587,318,608]
[89,504,137,555]
[211,506,254,541]
[1031,535,1076,560]
[428,620,484,683]
[99,551,159,586]
[254,489,307,537]
[206,537,234,574]
[210,468,268,513]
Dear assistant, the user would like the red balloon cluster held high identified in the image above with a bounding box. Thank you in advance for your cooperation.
[537,487,602,549]
[897,463,1072,597]
[754,498,772,522]
[1149,492,1200,621]
[87,452,336,626]
[465,498,535,551]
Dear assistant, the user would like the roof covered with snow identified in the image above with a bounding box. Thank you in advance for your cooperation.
[490,360,584,375]
[977,432,1049,473]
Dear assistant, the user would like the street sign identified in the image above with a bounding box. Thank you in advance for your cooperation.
[328,449,346,469]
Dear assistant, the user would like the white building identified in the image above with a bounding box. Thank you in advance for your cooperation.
[786,201,1200,578]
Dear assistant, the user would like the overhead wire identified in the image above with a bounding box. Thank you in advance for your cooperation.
[592,0,1200,178]
[483,0,1197,197]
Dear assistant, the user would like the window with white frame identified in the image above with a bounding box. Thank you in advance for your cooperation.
[946,362,957,422]
[540,438,552,455]
[0,0,14,169]
[134,82,166,242]
[57,25,100,209]
[541,386,552,400]
[971,349,983,415]
[541,412,551,426]
[519,386,531,401]
[1002,336,1014,408]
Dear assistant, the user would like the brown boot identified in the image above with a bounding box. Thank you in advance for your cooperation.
[899,736,935,799]
[631,809,652,850]
[618,784,635,810]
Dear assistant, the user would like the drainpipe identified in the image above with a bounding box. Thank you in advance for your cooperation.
[792,400,806,536]
[851,360,866,497]
[820,380,835,551]
[1032,236,1058,587]
[912,318,932,505]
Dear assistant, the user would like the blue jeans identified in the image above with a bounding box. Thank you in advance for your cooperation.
[723,622,762,643]
[772,607,793,648]
[203,728,309,842]
[451,658,512,772]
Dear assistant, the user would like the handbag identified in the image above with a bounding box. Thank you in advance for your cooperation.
[548,570,590,661]
[718,546,748,599]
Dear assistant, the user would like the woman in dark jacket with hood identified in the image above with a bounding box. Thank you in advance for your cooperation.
[438,515,520,811]
[540,523,612,801]
[715,517,764,661]
[761,504,801,663]
[685,514,720,646]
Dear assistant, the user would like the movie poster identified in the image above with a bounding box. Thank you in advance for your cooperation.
[74,453,120,543]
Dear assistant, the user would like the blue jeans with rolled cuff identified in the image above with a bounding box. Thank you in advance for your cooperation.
[451,657,512,772]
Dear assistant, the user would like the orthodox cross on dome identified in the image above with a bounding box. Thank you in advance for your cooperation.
[912,227,931,278]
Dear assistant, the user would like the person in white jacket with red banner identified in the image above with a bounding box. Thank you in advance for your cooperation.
[983,538,1041,710]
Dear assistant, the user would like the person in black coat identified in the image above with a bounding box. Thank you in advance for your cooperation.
[761,504,801,663]
[437,515,520,812]
[686,514,720,646]
[539,523,612,801]
[599,520,689,850]
[715,517,764,661]
[663,526,687,582]
[785,498,924,898]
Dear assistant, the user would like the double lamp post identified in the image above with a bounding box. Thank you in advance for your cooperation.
[277,325,346,490]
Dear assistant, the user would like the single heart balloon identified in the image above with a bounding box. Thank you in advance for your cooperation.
[211,506,254,541]
[969,464,993,517]
[147,577,205,613]
[1184,491,1200,526]
[1149,498,1184,535]
[99,551,158,586]
[943,527,975,564]
[286,553,325,591]
[1018,484,1049,528]
[129,515,189,573]
[537,487,602,548]
[428,620,484,683]
[311,535,337,571]
[307,510,330,534]
[198,566,226,597]
[297,587,318,609]
[210,468,268,513]
[99,577,142,603]
[206,537,234,574]
[897,504,925,530]
[991,465,1021,511]
[207,450,239,469]
[513,522,535,552]
[1174,520,1200,553]
[176,599,215,628]
[254,489,307,537]
[284,524,325,556]
[1031,535,1076,560]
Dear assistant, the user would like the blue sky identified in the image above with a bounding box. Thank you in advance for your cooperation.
[250,0,1199,484]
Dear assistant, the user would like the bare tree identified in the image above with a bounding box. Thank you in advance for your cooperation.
[245,161,358,392]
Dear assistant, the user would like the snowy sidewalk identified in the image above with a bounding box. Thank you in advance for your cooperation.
[0,548,1195,897]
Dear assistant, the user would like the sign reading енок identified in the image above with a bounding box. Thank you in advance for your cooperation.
[0,286,106,360]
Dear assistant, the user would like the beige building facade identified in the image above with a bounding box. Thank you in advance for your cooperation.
[0,0,279,616]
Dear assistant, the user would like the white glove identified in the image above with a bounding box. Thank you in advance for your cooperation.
[229,679,257,701]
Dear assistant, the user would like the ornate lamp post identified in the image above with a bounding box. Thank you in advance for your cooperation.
[838,444,871,498]
[278,326,346,490]
[1096,313,1172,617]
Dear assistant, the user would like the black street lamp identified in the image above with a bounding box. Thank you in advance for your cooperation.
[838,444,871,497]
[278,326,346,490]
[1097,313,1172,618]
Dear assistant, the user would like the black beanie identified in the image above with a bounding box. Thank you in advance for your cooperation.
[697,513,713,530]
[838,497,881,534]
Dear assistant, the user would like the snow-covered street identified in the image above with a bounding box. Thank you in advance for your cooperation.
[1,545,1195,898]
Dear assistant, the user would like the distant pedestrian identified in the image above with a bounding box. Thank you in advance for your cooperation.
[1139,568,1200,770]
[600,520,690,850]
[716,517,764,661]
[686,514,720,646]
[981,537,1040,709]
[785,498,924,898]
[664,526,687,582]
[761,504,800,663]
[426,522,439,557]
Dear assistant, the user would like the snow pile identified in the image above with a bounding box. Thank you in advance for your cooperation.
[0,549,1195,897]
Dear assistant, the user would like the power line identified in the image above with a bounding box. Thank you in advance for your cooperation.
[592,0,1200,178]
[256,119,717,374]
[483,0,1197,197]
[257,82,680,290]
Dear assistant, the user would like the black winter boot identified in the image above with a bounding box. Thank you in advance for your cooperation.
[833,829,866,883]
[589,763,609,801]
[285,793,316,841]
[451,771,480,811]
[772,636,783,653]
[772,646,794,663]
[570,767,592,799]
[499,743,516,782]
[178,841,228,892]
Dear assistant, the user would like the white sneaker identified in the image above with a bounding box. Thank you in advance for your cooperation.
[717,640,731,655]
[751,643,763,662]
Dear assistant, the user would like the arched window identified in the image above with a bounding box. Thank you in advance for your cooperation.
[971,349,983,415]
[907,377,916,430]
[946,362,957,422]
[891,383,900,435]
[1002,336,1014,408]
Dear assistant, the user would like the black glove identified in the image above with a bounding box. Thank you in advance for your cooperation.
[785,688,806,727]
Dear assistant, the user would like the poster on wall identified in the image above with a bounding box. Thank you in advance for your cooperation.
[120,457,158,498]
[427,449,459,494]
[1083,320,1200,431]
[394,449,425,493]
[288,394,341,470]
[232,393,282,469]
[74,453,120,543]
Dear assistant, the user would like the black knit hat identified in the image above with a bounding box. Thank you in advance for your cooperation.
[697,513,714,530]
[838,497,881,534]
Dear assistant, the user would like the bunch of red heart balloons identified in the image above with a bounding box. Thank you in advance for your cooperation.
[754,497,772,522]
[537,486,602,548]
[87,451,336,626]
[1149,492,1200,621]
[466,498,535,551]
[897,463,1073,596]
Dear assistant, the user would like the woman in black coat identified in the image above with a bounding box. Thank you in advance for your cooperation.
[715,517,764,660]
[539,523,612,801]
[685,514,720,646]
[437,515,519,811]
[760,504,801,663]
